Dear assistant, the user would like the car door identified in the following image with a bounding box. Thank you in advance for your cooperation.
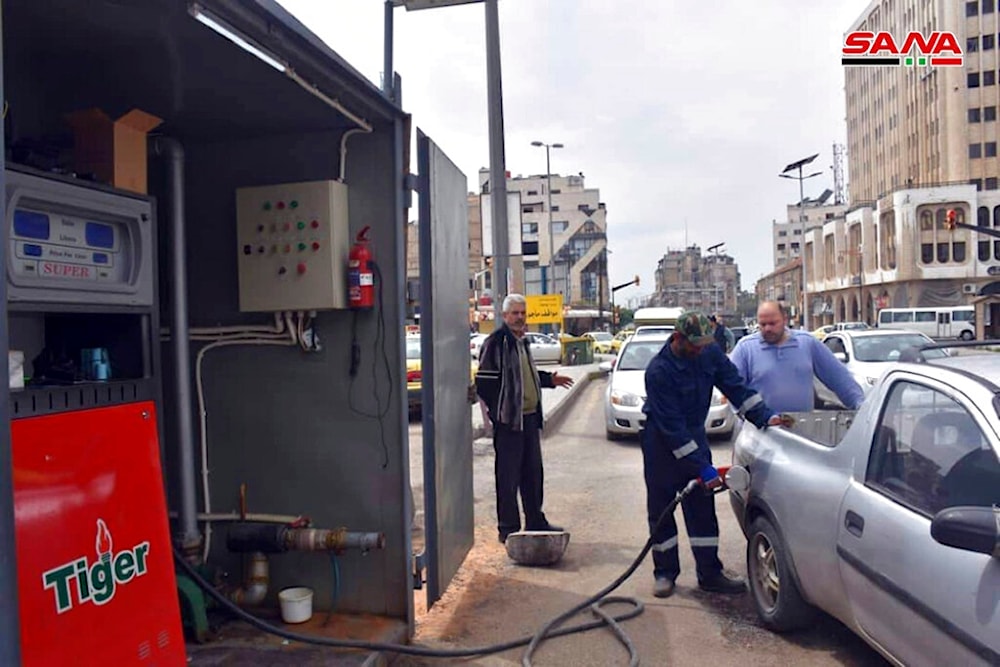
[817,335,849,406]
[836,376,1000,666]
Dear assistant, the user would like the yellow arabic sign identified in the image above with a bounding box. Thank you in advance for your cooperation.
[526,294,564,325]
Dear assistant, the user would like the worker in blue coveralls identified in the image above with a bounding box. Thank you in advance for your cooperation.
[641,310,783,598]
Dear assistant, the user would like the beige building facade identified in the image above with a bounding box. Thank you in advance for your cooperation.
[772,194,848,269]
[846,0,1000,203]
[653,245,740,315]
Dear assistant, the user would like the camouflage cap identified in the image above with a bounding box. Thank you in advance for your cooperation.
[676,310,715,346]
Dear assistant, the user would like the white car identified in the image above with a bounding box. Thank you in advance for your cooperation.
[602,334,736,440]
[816,329,947,407]
[470,333,488,359]
[525,332,562,364]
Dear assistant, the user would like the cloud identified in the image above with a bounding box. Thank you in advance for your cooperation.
[276,0,864,306]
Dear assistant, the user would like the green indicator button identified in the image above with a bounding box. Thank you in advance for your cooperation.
[290,200,299,209]
[263,201,272,211]
[297,221,306,230]
[298,242,307,251]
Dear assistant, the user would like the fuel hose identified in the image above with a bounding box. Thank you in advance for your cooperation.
[173,477,704,665]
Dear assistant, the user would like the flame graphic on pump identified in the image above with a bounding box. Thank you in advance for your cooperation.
[95,519,113,563]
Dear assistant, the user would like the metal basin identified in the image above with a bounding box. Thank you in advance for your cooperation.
[504,530,570,566]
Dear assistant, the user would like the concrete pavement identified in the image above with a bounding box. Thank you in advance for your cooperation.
[471,357,612,441]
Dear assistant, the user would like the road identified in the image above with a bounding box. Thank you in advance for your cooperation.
[402,377,888,666]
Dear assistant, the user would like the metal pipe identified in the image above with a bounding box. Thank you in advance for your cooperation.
[0,7,23,657]
[155,137,201,558]
[383,0,394,98]
[169,511,310,525]
[284,528,386,553]
[229,552,269,606]
[485,0,510,303]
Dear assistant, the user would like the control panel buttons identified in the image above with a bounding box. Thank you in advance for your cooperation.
[283,244,291,254]
[283,222,291,232]
[263,202,272,211]
[311,220,319,229]
[243,245,253,255]
[257,246,266,254]
[278,266,287,275]
[277,201,286,210]
[257,224,265,233]
[312,242,320,251]
[297,221,306,230]
[297,263,307,275]
[298,242,307,252]
[290,200,299,209]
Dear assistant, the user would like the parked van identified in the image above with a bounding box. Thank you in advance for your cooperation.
[875,306,975,340]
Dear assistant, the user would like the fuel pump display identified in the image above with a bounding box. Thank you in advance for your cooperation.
[6,166,184,665]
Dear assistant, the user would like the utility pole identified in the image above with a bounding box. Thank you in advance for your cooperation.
[485,0,509,304]
[780,154,822,330]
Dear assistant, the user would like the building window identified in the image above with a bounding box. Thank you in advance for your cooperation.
[526,190,538,196]
[968,36,980,52]
[954,242,967,262]
[969,72,981,88]
[987,1,996,13]
[550,189,561,194]
[522,222,538,234]
[972,178,984,190]
[921,243,934,263]
[979,206,991,260]
[970,108,982,122]
[937,243,950,263]
[989,142,999,157]
[967,1,979,17]
[988,106,998,121]
[551,205,559,212]
[791,242,800,252]
[986,70,997,86]
[971,143,984,158]
[552,221,569,233]
[989,177,1000,190]
[777,243,786,251]
[778,230,787,237]
[986,34,997,49]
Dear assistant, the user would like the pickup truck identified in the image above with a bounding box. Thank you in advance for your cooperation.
[727,349,1000,667]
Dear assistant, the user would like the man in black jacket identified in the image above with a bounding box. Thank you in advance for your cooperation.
[476,293,574,543]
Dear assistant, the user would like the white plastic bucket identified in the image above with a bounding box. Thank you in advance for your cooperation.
[278,587,314,624]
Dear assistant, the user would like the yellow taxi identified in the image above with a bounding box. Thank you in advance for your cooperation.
[406,334,478,414]
[610,330,633,354]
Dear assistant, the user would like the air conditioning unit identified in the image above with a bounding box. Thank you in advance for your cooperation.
[962,283,978,294]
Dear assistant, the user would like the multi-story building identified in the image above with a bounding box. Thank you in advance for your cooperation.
[795,1,1000,329]
[772,190,848,269]
[652,245,740,314]
[755,259,802,316]
[845,0,1000,202]
[477,168,609,309]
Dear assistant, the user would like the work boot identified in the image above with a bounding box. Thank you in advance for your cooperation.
[652,577,676,598]
[698,571,747,595]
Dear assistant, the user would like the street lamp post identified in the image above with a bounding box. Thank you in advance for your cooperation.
[384,0,509,303]
[531,140,563,296]
[779,154,823,330]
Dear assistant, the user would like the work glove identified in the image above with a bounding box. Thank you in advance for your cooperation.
[699,465,723,490]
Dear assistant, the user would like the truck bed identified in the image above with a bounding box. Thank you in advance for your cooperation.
[780,409,857,447]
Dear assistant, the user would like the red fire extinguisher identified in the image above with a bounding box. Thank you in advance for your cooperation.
[348,226,374,309]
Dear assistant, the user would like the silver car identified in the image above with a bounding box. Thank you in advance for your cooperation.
[525,332,562,364]
[601,334,735,440]
[729,351,1000,666]
[815,329,944,406]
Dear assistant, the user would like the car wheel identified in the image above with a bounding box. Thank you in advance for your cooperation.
[747,516,817,632]
[960,330,974,341]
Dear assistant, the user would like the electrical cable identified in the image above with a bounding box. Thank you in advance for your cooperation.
[346,263,391,468]
[173,477,705,663]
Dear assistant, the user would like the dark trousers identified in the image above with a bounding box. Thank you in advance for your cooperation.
[493,412,546,535]
[640,429,723,582]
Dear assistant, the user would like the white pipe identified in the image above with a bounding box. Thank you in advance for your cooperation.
[339,127,371,182]
[169,511,309,525]
[286,67,373,133]
[197,336,297,563]
[162,313,286,338]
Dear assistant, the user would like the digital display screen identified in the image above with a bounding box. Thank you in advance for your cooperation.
[13,210,50,240]
[85,222,115,249]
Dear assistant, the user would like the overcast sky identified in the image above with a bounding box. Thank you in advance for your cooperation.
[276,0,864,306]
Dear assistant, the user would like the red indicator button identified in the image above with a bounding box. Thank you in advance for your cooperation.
[283,223,291,232]
[297,263,307,275]
[283,244,291,254]
[277,201,286,210]
[311,220,319,229]
[312,242,320,251]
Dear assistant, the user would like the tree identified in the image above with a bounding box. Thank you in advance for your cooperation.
[617,307,635,327]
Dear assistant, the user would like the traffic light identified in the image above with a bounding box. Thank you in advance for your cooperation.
[946,209,957,230]
[634,275,640,287]
[485,256,493,268]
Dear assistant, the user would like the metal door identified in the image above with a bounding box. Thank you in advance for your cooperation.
[416,131,474,609]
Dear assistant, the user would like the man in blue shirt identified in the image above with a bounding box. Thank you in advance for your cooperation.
[642,310,782,598]
[730,301,865,412]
